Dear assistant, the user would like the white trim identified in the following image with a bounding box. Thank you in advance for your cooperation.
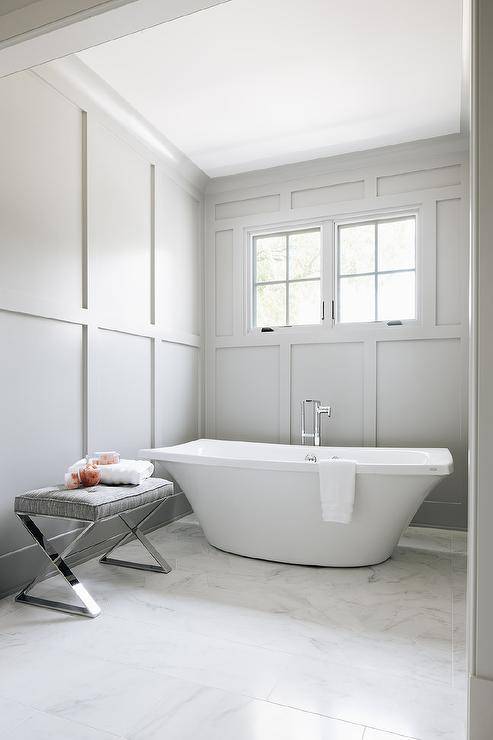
[469,676,493,740]
[213,324,465,348]
[0,0,229,77]
[34,56,207,194]
[468,0,478,690]
[209,187,464,232]
[0,1,135,47]
[206,134,469,196]
[0,296,201,350]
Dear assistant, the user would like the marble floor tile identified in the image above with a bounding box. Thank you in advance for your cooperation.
[452,553,467,691]
[399,527,452,554]
[128,690,365,740]
[0,695,37,735]
[63,565,449,684]
[0,606,291,700]
[451,531,467,555]
[96,545,453,648]
[363,729,417,740]
[0,637,363,740]
[0,516,466,740]
[269,652,466,740]
[7,710,123,740]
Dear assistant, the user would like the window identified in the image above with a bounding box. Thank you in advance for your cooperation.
[252,228,321,328]
[248,215,417,332]
[336,216,416,324]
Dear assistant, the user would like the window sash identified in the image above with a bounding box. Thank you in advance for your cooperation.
[252,228,321,327]
[336,216,416,324]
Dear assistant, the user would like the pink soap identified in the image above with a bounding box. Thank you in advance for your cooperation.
[94,451,120,465]
[79,464,101,487]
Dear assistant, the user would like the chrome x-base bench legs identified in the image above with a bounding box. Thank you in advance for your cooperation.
[15,500,172,618]
[16,514,101,618]
[99,502,172,574]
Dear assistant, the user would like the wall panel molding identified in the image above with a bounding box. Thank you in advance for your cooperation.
[215,193,281,220]
[291,179,364,209]
[214,229,234,336]
[215,345,280,443]
[0,66,203,597]
[33,58,208,195]
[290,342,365,446]
[377,164,462,196]
[205,141,469,529]
[436,197,463,326]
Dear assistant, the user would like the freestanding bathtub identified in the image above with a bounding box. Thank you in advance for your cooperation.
[139,439,453,567]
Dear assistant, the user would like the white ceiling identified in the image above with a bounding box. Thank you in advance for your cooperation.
[78,0,463,178]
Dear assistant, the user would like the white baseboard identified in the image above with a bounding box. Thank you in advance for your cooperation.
[469,675,493,739]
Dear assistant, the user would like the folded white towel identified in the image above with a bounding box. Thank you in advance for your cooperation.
[69,459,154,486]
[318,458,356,524]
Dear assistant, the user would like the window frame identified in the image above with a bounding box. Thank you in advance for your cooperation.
[250,225,324,331]
[245,209,420,335]
[333,210,420,328]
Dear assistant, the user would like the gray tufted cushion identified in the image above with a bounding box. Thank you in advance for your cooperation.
[15,477,174,522]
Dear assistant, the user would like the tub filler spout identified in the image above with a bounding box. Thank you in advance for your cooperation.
[301,399,331,446]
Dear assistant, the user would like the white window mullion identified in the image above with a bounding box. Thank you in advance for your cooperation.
[285,232,290,325]
[374,221,378,322]
[322,220,334,328]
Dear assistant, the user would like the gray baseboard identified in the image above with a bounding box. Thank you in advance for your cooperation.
[412,498,467,530]
[0,492,192,601]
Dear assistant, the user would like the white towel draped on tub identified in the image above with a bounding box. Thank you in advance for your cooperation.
[318,458,357,523]
[69,459,154,486]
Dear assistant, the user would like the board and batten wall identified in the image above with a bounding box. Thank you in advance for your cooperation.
[205,136,469,530]
[0,65,203,597]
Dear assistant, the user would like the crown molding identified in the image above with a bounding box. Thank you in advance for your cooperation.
[206,133,469,196]
[34,55,209,194]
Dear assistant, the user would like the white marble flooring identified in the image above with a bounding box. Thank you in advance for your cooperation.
[0,515,467,740]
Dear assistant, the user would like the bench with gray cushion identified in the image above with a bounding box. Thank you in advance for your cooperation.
[14,477,175,618]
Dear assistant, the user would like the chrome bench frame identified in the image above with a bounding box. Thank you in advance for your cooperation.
[15,497,173,619]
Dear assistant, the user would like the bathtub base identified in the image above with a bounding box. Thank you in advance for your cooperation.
[208,539,394,569]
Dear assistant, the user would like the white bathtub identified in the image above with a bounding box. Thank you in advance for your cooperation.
[140,439,453,567]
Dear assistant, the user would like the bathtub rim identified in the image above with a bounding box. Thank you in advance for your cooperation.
[140,439,453,477]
